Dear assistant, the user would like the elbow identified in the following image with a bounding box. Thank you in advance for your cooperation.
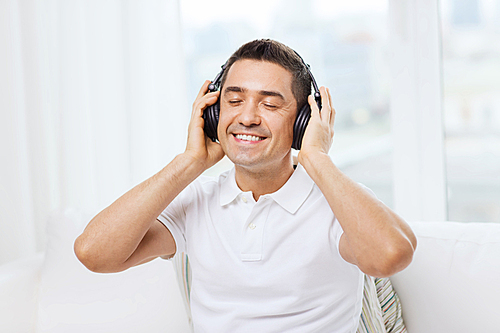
[373,223,418,277]
[372,240,416,278]
[362,237,416,278]
[74,236,100,272]
[74,236,125,273]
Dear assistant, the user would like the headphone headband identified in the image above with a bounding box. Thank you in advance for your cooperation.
[208,62,228,92]
[292,50,321,102]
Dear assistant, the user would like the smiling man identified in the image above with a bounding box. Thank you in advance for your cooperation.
[75,39,417,332]
[218,59,298,196]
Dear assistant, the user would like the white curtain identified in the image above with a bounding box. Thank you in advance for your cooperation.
[0,0,188,265]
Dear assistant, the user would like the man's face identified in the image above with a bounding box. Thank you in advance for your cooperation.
[217,59,297,171]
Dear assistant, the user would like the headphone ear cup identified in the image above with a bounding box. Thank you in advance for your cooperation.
[292,103,311,150]
[203,98,220,142]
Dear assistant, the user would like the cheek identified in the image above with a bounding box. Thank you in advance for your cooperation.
[271,117,295,143]
[283,115,296,137]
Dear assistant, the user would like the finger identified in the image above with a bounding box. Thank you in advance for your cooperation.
[309,95,320,118]
[195,90,219,109]
[192,90,220,118]
[192,80,213,114]
[196,80,211,100]
[319,86,331,124]
[327,87,336,128]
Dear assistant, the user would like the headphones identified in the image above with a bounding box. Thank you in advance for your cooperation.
[203,52,321,150]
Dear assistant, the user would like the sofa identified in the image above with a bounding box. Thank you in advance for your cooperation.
[1,209,499,332]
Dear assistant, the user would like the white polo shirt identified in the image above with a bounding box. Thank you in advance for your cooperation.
[158,164,364,333]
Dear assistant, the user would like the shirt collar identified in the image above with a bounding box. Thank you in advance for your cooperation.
[219,168,242,206]
[219,164,315,214]
[268,163,314,214]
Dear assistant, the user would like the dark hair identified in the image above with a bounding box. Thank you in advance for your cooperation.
[220,39,312,110]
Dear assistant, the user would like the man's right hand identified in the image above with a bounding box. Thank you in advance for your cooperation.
[184,80,225,172]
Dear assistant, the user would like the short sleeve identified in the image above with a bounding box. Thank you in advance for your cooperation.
[332,214,344,253]
[157,185,193,258]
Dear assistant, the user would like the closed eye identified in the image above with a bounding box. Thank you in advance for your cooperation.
[263,103,277,109]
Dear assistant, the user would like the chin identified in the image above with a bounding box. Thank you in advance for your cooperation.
[226,154,262,168]
[221,139,293,170]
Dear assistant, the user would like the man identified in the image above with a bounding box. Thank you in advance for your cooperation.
[75,39,416,332]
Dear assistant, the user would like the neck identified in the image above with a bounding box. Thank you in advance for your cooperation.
[234,156,295,201]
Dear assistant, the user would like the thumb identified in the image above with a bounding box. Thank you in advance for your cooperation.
[309,95,320,118]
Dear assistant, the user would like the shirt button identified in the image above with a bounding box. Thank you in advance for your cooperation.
[248,223,256,230]
[242,196,247,203]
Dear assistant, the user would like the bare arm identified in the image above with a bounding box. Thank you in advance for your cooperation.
[298,87,417,278]
[74,81,224,273]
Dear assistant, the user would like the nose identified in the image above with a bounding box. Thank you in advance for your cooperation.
[237,102,261,127]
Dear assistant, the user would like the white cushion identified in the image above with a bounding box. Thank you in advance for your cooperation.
[36,209,191,333]
[390,221,500,333]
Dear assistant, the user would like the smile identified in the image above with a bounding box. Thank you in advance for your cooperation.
[234,134,265,142]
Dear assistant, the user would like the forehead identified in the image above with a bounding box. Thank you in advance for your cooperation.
[223,59,293,97]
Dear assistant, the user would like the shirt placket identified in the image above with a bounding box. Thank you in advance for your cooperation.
[240,195,270,262]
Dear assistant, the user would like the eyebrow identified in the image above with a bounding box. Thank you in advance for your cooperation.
[223,86,285,100]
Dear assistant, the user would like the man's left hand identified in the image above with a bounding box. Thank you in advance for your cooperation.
[298,86,335,163]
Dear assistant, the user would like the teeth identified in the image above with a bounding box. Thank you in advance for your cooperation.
[235,134,264,142]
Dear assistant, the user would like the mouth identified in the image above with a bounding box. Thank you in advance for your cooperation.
[233,133,266,143]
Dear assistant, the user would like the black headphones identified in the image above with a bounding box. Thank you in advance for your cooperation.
[203,52,321,150]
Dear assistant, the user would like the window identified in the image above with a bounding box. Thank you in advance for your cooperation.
[441,0,500,222]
